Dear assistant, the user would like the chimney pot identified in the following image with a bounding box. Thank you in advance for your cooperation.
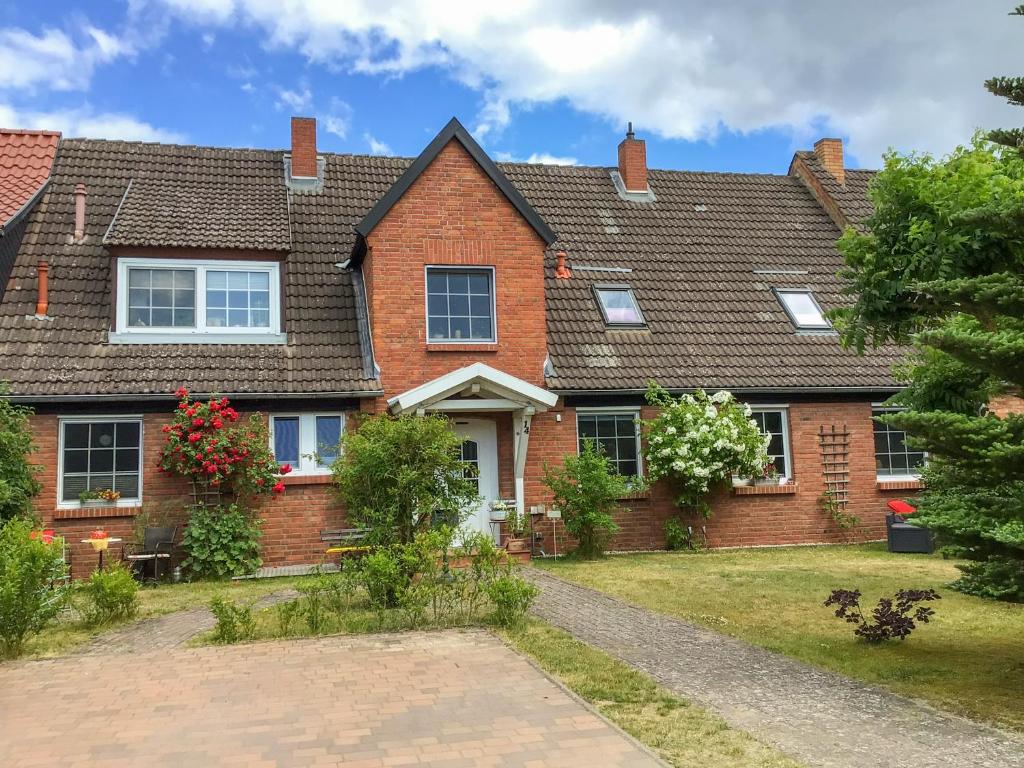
[73,183,86,241]
[617,124,648,193]
[36,260,49,317]
[813,138,845,185]
[290,117,318,179]
[554,250,572,279]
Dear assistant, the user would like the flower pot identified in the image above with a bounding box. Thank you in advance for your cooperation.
[89,538,110,552]
[731,476,752,487]
[505,537,529,554]
[82,499,109,507]
[754,477,777,487]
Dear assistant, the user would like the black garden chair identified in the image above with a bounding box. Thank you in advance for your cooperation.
[122,525,177,581]
[885,500,933,554]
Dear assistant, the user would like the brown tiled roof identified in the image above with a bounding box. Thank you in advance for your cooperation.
[0,132,899,399]
[502,163,902,392]
[0,139,384,398]
[0,129,59,224]
[791,150,876,226]
[105,177,292,251]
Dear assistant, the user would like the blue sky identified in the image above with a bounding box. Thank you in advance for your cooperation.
[1,1,1019,174]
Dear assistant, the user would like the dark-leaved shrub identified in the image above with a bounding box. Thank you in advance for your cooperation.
[824,588,940,643]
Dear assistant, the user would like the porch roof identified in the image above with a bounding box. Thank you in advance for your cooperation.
[387,363,558,416]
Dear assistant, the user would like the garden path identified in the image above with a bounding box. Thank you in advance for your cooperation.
[76,588,299,655]
[525,568,1024,768]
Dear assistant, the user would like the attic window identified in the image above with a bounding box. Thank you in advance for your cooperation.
[774,289,831,330]
[595,285,645,327]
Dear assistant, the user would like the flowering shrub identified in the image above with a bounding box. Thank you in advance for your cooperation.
[644,383,769,516]
[158,389,290,498]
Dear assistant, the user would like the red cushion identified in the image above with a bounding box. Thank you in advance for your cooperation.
[887,499,917,515]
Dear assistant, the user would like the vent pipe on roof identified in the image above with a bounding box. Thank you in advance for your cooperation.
[35,260,49,317]
[813,138,845,185]
[617,122,648,193]
[73,183,87,241]
[554,250,572,279]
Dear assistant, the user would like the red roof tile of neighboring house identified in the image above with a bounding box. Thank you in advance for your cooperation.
[0,129,60,225]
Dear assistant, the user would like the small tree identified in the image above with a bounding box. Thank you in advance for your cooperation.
[544,442,634,559]
[644,383,769,516]
[332,413,478,545]
[0,518,69,658]
[0,387,41,522]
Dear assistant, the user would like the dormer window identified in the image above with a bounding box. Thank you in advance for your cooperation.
[595,285,645,327]
[111,258,284,344]
[774,289,831,330]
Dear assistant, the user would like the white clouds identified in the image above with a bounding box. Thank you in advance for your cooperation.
[0,103,186,143]
[364,133,392,155]
[0,25,134,92]
[525,153,578,166]
[274,86,313,112]
[322,98,354,139]
[151,0,1022,165]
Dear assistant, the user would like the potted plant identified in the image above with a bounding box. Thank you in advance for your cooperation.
[503,505,530,554]
[79,488,120,507]
[731,473,752,488]
[89,529,110,551]
[754,463,779,487]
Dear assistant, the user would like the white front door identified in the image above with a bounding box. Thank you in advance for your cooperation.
[452,418,499,539]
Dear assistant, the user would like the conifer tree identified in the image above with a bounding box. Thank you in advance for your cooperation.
[835,6,1024,600]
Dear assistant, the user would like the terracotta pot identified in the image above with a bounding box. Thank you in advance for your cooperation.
[505,537,529,554]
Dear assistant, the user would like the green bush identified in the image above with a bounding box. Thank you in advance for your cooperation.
[78,564,138,627]
[0,518,69,658]
[362,546,407,611]
[544,442,634,560]
[208,596,256,643]
[332,413,478,545]
[0,390,42,522]
[182,503,262,579]
[664,518,688,551]
[486,570,539,628]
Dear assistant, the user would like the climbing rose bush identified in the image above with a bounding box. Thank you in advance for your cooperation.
[644,383,769,516]
[157,389,290,498]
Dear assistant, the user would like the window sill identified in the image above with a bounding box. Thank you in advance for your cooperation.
[53,505,142,520]
[108,332,287,345]
[877,478,923,491]
[283,474,334,487]
[426,342,499,353]
[733,482,798,496]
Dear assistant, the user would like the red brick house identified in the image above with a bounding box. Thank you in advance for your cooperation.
[0,117,921,577]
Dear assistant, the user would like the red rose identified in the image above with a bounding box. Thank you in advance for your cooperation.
[212,418,223,429]
[256,478,265,486]
[272,481,286,493]
[192,417,204,427]
[188,432,202,443]
[175,387,188,399]
[279,463,293,475]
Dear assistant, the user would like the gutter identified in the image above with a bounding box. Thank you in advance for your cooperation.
[551,385,903,396]
[4,389,384,404]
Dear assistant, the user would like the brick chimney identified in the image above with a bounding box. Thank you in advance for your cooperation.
[290,117,318,179]
[813,138,845,185]
[617,123,648,193]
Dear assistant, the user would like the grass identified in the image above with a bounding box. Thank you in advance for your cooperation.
[534,543,1024,732]
[20,575,304,659]
[502,619,803,768]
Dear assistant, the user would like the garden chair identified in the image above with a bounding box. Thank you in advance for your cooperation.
[122,525,177,581]
[885,500,933,554]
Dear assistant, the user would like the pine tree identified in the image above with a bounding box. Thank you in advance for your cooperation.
[835,6,1024,601]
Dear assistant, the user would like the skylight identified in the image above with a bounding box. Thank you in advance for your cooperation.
[774,289,831,330]
[595,285,645,326]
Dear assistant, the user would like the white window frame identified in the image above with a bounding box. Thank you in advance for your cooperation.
[57,416,144,509]
[872,405,926,481]
[773,288,832,331]
[269,413,345,476]
[111,257,285,344]
[424,265,497,345]
[749,405,792,481]
[575,407,644,478]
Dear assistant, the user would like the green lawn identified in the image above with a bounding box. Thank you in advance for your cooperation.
[503,620,803,768]
[534,544,1024,732]
[22,576,303,658]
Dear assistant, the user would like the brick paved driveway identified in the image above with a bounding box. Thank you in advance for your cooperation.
[0,630,664,768]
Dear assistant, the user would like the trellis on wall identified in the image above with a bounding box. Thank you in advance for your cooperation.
[818,424,851,516]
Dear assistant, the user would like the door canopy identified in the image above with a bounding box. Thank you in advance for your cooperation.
[388,363,558,416]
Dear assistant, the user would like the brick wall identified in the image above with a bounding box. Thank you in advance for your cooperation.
[362,139,548,399]
[30,411,347,579]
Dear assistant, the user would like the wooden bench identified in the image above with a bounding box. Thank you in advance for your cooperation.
[320,527,372,557]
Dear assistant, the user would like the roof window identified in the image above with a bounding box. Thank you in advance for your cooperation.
[774,289,831,330]
[595,285,645,327]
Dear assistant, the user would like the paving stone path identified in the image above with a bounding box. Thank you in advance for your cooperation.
[76,588,299,655]
[525,568,1024,768]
